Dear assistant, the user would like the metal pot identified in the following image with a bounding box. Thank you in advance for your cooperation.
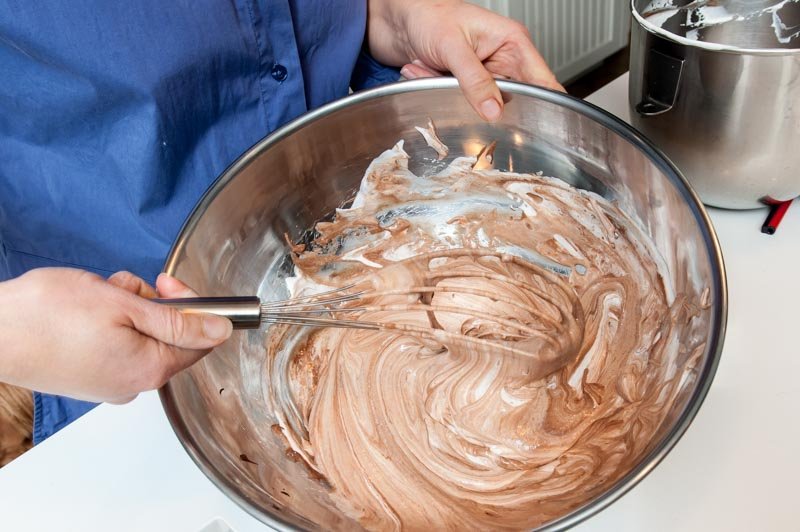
[630,0,800,209]
[159,78,726,530]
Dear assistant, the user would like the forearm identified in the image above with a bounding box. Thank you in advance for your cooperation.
[0,275,36,388]
[366,0,409,66]
[367,0,461,66]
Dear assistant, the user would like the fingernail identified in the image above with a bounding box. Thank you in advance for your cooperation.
[400,66,416,80]
[479,99,502,122]
[203,316,233,340]
[412,59,426,67]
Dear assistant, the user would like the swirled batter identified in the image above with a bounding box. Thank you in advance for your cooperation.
[265,135,703,530]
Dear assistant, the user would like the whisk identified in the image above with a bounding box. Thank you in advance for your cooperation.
[154,285,378,331]
[153,282,544,337]
[153,249,582,363]
[154,284,546,360]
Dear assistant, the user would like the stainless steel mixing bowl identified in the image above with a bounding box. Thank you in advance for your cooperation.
[160,78,727,530]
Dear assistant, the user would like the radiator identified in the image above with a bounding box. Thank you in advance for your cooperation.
[469,0,631,82]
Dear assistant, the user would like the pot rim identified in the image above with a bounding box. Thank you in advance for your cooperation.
[159,77,728,531]
[631,0,800,56]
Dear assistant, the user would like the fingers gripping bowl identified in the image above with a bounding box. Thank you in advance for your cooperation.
[160,79,726,530]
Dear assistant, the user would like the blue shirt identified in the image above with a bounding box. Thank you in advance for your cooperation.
[0,0,398,443]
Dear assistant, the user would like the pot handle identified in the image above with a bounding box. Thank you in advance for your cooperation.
[635,48,685,117]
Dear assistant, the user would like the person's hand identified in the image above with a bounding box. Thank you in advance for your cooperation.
[367,0,564,122]
[0,268,232,404]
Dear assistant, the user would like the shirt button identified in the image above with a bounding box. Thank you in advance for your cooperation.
[271,64,288,82]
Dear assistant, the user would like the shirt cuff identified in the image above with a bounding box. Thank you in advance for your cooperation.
[33,391,98,444]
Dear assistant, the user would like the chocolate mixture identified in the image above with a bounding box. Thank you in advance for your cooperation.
[263,132,704,530]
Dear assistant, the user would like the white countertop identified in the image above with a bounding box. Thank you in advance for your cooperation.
[2,73,798,532]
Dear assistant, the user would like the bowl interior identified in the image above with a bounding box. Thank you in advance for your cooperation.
[161,79,725,530]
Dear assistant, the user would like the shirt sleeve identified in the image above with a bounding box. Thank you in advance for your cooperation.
[350,49,401,91]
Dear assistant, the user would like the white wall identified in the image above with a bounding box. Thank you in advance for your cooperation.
[470,0,631,83]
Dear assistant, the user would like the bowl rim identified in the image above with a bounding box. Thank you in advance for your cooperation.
[160,77,728,531]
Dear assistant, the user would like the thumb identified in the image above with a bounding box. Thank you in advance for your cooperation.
[444,40,503,122]
[151,274,232,347]
[130,297,233,350]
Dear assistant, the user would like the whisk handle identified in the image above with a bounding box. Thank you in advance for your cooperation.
[152,296,261,330]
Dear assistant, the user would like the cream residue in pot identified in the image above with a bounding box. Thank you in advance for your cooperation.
[263,134,705,530]
[640,0,800,47]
